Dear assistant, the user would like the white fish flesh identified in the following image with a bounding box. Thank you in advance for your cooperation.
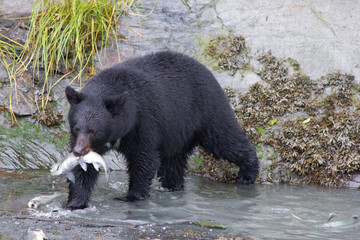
[50,151,110,183]
[23,227,47,240]
[80,151,111,182]
[50,152,79,183]
[315,216,359,228]
[28,192,64,209]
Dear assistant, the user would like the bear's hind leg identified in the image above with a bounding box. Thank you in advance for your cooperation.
[66,164,99,210]
[224,144,259,185]
[220,133,259,184]
[200,127,259,184]
[158,153,187,191]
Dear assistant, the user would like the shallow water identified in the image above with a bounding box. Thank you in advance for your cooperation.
[1,170,360,239]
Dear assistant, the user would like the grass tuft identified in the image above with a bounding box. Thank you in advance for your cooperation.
[21,0,134,108]
[0,34,24,125]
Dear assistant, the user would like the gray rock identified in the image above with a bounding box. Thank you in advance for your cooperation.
[346,181,360,189]
[215,0,360,83]
[1,70,37,116]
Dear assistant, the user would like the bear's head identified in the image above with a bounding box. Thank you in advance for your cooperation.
[65,86,134,157]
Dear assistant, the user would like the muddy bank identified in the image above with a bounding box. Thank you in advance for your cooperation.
[1,216,245,240]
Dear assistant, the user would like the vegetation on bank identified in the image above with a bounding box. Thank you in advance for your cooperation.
[192,34,360,187]
[0,0,134,124]
[0,37,24,124]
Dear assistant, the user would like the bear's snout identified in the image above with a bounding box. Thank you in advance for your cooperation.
[73,133,92,157]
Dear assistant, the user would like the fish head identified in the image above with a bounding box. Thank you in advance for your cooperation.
[50,162,62,175]
[28,200,41,209]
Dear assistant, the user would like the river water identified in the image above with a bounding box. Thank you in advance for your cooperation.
[1,171,360,239]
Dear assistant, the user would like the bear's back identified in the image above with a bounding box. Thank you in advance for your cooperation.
[81,52,235,150]
[121,51,228,106]
[124,52,236,148]
[122,51,220,89]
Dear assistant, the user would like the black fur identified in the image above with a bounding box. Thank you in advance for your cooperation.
[65,51,259,210]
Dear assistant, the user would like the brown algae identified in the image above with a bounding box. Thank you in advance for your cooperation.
[32,106,63,127]
[202,35,249,75]
[193,34,360,187]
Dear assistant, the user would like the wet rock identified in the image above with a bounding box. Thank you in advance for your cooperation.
[215,0,360,83]
[352,174,360,183]
[212,70,264,92]
[346,174,360,188]
[0,65,8,83]
[0,69,37,116]
[0,0,33,17]
[346,181,360,189]
[0,12,29,45]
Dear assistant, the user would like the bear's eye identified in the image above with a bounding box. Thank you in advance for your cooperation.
[73,127,80,134]
[88,129,95,135]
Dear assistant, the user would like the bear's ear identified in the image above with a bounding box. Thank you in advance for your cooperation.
[104,91,129,115]
[65,86,83,105]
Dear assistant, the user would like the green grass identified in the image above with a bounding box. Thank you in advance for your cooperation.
[21,0,134,108]
[0,35,24,125]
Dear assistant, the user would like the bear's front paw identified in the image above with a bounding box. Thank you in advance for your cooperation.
[160,183,184,192]
[126,191,150,201]
[65,201,88,210]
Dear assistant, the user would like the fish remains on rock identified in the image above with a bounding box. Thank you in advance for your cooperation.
[51,151,110,183]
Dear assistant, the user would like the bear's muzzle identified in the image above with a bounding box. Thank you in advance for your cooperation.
[73,133,92,157]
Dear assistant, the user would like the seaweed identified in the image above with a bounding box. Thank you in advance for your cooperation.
[193,37,360,186]
[203,35,249,75]
[32,106,63,127]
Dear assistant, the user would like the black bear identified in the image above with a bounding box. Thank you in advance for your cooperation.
[65,51,259,210]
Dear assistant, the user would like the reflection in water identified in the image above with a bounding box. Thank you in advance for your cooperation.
[1,170,360,239]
